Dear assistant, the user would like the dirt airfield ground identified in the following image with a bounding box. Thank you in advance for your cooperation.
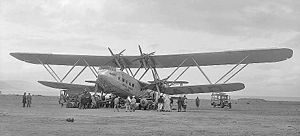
[0,95,299,136]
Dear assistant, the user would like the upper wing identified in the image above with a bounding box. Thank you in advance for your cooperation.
[162,83,245,95]
[10,48,292,68]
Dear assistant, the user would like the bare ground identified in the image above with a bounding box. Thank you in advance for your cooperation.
[0,95,299,136]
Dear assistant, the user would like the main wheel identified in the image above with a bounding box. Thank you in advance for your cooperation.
[212,102,216,108]
[221,103,225,108]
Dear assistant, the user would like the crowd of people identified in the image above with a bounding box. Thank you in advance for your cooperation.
[22,92,32,108]
[26,89,201,112]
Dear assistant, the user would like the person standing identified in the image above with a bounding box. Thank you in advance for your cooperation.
[177,97,182,112]
[22,92,27,107]
[131,96,136,112]
[164,95,171,112]
[182,95,187,112]
[196,96,200,108]
[157,95,164,112]
[125,96,131,112]
[26,93,32,107]
[114,96,120,112]
[170,97,173,110]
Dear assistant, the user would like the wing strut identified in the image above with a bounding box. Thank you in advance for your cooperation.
[165,57,189,80]
[224,63,249,83]
[61,57,81,82]
[71,66,87,83]
[82,58,98,78]
[133,65,142,78]
[46,64,61,81]
[36,55,98,83]
[172,66,190,83]
[139,68,150,80]
[36,58,60,82]
[215,55,249,84]
[192,57,212,84]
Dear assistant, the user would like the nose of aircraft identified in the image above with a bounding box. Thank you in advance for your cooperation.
[97,69,111,85]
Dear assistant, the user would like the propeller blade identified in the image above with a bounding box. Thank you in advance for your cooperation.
[138,45,143,55]
[108,47,114,56]
[119,49,126,55]
[149,52,155,55]
[142,60,148,69]
[115,59,122,68]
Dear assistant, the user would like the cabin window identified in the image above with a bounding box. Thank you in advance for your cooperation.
[132,84,134,87]
[122,78,125,82]
[126,80,128,84]
[129,82,131,86]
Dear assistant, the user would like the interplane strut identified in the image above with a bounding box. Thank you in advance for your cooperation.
[36,56,98,84]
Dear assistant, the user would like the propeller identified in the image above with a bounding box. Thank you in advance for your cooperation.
[107,47,126,70]
[132,45,155,69]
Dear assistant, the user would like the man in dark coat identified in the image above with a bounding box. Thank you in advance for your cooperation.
[22,92,26,107]
[26,93,32,107]
[157,95,164,112]
[177,97,182,112]
[196,96,200,108]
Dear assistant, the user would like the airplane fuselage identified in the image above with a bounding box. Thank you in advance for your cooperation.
[97,69,151,98]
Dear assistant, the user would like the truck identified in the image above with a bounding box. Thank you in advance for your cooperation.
[211,93,232,108]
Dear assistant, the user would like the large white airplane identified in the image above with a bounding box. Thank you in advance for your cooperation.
[10,46,293,102]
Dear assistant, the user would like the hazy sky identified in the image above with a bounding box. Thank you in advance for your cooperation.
[0,0,299,97]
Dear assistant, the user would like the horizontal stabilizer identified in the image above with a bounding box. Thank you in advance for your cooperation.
[162,83,245,95]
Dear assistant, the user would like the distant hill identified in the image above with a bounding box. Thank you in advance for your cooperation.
[237,98,267,102]
[0,80,57,96]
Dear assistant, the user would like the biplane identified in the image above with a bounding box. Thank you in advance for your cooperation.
[10,46,293,101]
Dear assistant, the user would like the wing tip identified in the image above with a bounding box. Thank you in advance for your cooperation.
[285,48,293,59]
[10,52,20,59]
[37,81,52,88]
[10,52,37,64]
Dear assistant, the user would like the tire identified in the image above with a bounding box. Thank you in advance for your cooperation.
[228,103,232,109]
[66,102,72,108]
[221,103,225,108]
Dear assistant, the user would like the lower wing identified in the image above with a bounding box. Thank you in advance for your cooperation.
[38,81,94,90]
[162,83,245,95]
